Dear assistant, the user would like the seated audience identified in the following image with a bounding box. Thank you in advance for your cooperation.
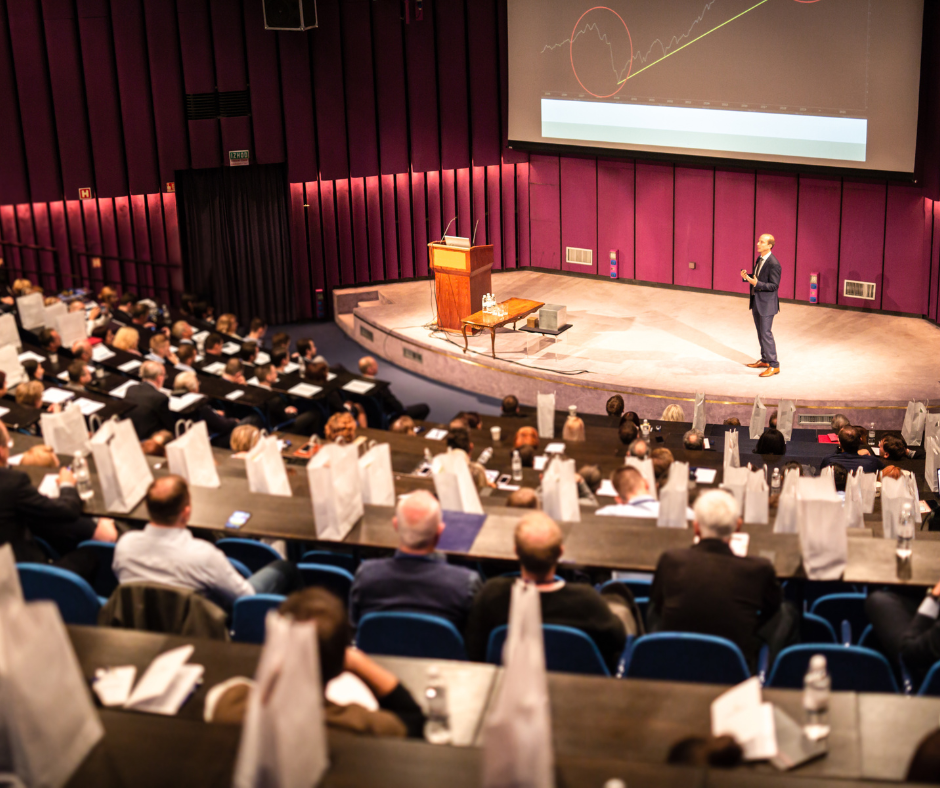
[15,381,45,410]
[295,337,318,364]
[866,575,940,685]
[755,428,786,455]
[349,490,483,629]
[464,512,627,672]
[176,344,197,371]
[830,413,850,434]
[651,448,674,489]
[202,333,224,359]
[147,334,179,367]
[270,331,291,354]
[880,464,903,481]
[517,444,536,469]
[21,358,44,381]
[70,339,93,362]
[446,427,491,491]
[562,415,585,442]
[649,489,794,669]
[577,464,602,505]
[113,476,298,608]
[222,358,246,385]
[173,371,241,440]
[618,420,639,446]
[596,467,692,520]
[325,411,358,443]
[606,395,625,420]
[20,444,59,468]
[514,426,540,450]
[140,430,173,457]
[880,434,908,461]
[501,394,523,417]
[820,426,882,473]
[455,411,482,431]
[358,355,431,422]
[628,438,649,459]
[66,360,92,393]
[622,411,641,428]
[683,429,705,451]
[240,341,259,366]
[170,320,194,345]
[661,404,685,422]
[38,327,62,356]
[782,460,804,477]
[506,488,540,509]
[832,464,848,498]
[230,424,261,457]
[112,326,141,354]
[723,417,741,427]
[246,317,267,343]
[215,313,238,337]
[390,415,417,434]
[126,360,177,438]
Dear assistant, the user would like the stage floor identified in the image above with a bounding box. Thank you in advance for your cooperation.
[335,271,940,428]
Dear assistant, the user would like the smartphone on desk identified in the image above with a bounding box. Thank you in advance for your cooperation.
[226,510,252,529]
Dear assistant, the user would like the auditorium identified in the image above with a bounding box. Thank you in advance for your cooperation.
[3,0,940,785]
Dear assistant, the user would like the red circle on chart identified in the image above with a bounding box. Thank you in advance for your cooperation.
[570,7,634,99]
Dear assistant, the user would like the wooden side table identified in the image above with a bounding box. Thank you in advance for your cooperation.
[461,298,544,358]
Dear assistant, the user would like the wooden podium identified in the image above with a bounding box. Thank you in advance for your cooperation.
[428,242,493,332]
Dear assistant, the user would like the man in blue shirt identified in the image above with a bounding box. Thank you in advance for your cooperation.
[820,426,882,475]
[349,490,482,630]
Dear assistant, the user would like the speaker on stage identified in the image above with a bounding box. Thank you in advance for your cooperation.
[262,0,317,30]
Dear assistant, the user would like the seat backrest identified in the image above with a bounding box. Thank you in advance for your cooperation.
[77,539,119,597]
[766,645,899,693]
[810,593,869,645]
[18,564,101,626]
[298,563,355,603]
[918,661,940,697]
[623,633,750,685]
[99,582,229,640]
[486,624,611,676]
[800,612,838,645]
[215,538,283,573]
[599,577,652,599]
[357,612,467,661]
[231,594,287,643]
[300,550,359,574]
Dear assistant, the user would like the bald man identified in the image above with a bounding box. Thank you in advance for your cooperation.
[741,233,781,377]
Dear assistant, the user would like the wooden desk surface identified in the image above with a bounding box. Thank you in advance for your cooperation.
[461,298,543,328]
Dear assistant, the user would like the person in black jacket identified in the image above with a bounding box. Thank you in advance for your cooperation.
[867,583,940,685]
[172,370,240,442]
[358,356,429,423]
[125,361,179,438]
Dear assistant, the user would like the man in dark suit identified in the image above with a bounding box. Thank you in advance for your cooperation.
[741,233,781,378]
[126,360,178,438]
[649,489,796,670]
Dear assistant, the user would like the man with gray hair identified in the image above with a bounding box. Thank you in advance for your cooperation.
[349,490,482,629]
[125,359,177,438]
[648,489,793,669]
[683,429,705,451]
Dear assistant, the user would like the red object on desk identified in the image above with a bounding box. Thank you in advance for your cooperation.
[817,434,839,443]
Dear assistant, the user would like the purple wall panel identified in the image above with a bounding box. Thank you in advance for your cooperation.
[402,172,418,278]
[425,170,441,254]
[501,163,516,269]
[219,118,252,165]
[932,203,940,321]
[209,0,251,159]
[466,0,500,167]
[7,0,63,202]
[109,0,159,195]
[402,0,439,173]
[114,196,136,288]
[242,0,284,165]
[441,170,456,238]
[162,193,182,293]
[597,159,634,280]
[130,193,151,290]
[497,0,525,164]
[365,176,383,281]
[304,182,326,292]
[435,0,470,171]
[277,32,317,184]
[755,172,798,300]
[289,182,312,318]
[63,200,84,267]
[0,1,29,204]
[143,0,189,189]
[926,200,936,321]
[883,184,927,314]
[319,181,340,293]
[635,161,674,284]
[350,178,369,282]
[32,203,55,286]
[673,167,713,289]
[371,0,408,175]
[147,193,168,295]
[341,1,379,178]
[311,0,348,181]
[528,154,560,270]
[177,0,221,169]
[97,198,120,284]
[41,0,95,199]
[456,168,472,239]
[48,201,71,287]
[472,166,487,246]
[713,170,755,296]
[15,204,37,280]
[488,164,502,270]
[0,206,22,273]
[335,180,355,285]
[79,200,99,283]
[795,178,840,305]
[380,174,399,281]
[560,157,597,275]
[838,181,886,309]
[76,1,126,198]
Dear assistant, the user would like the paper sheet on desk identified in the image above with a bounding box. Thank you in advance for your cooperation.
[343,379,375,395]
[93,666,137,707]
[711,677,777,761]
[225,389,245,401]
[91,344,115,362]
[0,406,9,419]
[202,361,226,376]
[18,350,46,364]
[42,387,74,405]
[255,352,271,366]
[37,474,60,498]
[533,455,548,471]
[246,376,260,387]
[124,645,203,715]
[544,442,566,454]
[425,428,448,440]
[168,392,204,412]
[282,362,299,374]
[222,342,241,355]
[694,468,717,484]
[118,359,141,374]
[73,397,105,416]
[596,479,617,497]
[325,672,378,711]
[288,383,322,397]
[109,380,136,398]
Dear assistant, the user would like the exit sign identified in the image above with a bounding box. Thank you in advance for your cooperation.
[166,182,175,193]
[229,150,249,166]
[78,187,93,200]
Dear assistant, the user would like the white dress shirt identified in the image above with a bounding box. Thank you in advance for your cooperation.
[595,495,695,521]
[755,251,770,278]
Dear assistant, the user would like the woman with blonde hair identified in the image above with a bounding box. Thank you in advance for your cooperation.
[230,424,261,457]
[112,326,141,354]
[216,313,238,336]
[15,381,44,409]
[11,278,33,298]
[661,404,686,422]
[325,411,357,444]
[562,415,586,442]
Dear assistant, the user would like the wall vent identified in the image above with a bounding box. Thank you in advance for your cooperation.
[185,89,251,121]
[403,347,423,363]
[843,280,876,300]
[359,325,374,342]
[798,414,835,425]
[565,247,593,266]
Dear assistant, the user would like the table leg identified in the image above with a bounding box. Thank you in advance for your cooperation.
[490,328,496,358]
[462,324,469,353]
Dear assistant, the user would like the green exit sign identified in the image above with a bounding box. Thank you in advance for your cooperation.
[229,150,250,166]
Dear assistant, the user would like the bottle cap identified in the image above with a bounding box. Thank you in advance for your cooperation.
[809,654,827,672]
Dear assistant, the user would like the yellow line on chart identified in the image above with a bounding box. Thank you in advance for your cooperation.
[618,0,772,83]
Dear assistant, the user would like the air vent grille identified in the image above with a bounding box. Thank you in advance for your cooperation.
[843,280,876,300]
[185,89,251,121]
[565,247,593,266]
[798,414,836,425]
[219,90,250,117]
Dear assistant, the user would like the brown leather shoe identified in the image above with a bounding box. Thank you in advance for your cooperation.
[746,360,770,368]
[759,367,780,377]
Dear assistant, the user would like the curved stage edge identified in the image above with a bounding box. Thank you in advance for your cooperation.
[333,271,940,430]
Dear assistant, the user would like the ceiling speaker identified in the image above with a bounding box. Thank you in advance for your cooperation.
[262,0,317,30]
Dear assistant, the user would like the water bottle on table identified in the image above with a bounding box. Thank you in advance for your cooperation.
[424,665,452,745]
[803,654,831,741]
[511,450,523,481]
[73,451,94,502]
[896,502,914,559]
[770,467,782,496]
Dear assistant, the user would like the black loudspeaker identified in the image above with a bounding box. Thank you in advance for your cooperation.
[262,0,317,30]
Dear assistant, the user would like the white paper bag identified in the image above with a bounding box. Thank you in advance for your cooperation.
[165,420,220,489]
[431,449,483,514]
[773,468,800,534]
[721,466,749,510]
[926,435,940,494]
[625,456,657,501]
[15,293,45,331]
[89,418,153,513]
[41,403,89,457]
[724,429,740,470]
[0,544,23,604]
[925,413,940,447]
[55,311,87,349]
[0,345,26,388]
[481,581,555,788]
[749,395,767,440]
[0,600,104,788]
[776,400,796,442]
[358,442,395,506]
[232,612,329,788]
[0,313,21,351]
[43,301,67,330]
[245,435,292,497]
[882,474,920,540]
[902,400,927,446]
[307,443,364,540]
[843,469,866,529]
[541,456,581,523]
[692,392,706,433]
[796,477,847,580]
[744,467,769,525]
[537,392,555,439]
[657,461,690,528]
[858,471,876,514]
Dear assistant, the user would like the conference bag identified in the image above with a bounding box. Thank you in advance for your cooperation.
[232,612,329,788]
[902,400,927,446]
[796,476,847,581]
[541,456,581,523]
[843,469,866,529]
[307,442,364,541]
[15,293,45,331]
[926,413,940,447]
[882,474,920,540]
[0,345,26,388]
[357,441,396,507]
[431,449,484,515]
[749,395,767,440]
[481,581,555,788]
[165,420,220,489]
[772,468,801,534]
[926,435,940,494]
[776,400,796,442]
[720,465,749,511]
[89,418,153,513]
[743,467,769,525]
[41,402,89,456]
[245,435,292,497]
[724,429,740,470]
[0,313,20,350]
[537,392,555,439]
[0,544,20,603]
[625,456,658,500]
[692,392,706,434]
[55,311,87,349]
[858,470,876,513]
[657,461,690,528]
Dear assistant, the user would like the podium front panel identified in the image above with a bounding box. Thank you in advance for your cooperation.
[430,247,469,271]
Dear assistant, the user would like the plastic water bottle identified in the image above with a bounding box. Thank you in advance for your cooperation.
[424,665,452,745]
[897,502,914,559]
[477,447,493,465]
[511,450,523,481]
[770,467,782,495]
[641,419,651,440]
[869,422,876,444]
[424,447,433,465]
[803,654,831,741]
[73,451,94,501]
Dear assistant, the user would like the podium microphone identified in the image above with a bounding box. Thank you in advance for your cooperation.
[440,216,457,242]
[472,219,479,246]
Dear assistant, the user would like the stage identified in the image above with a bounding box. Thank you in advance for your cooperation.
[334,271,940,428]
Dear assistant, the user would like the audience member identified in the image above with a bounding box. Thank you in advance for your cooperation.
[125,360,177,438]
[622,411,641,428]
[230,424,261,457]
[113,326,141,354]
[65,360,92,392]
[38,327,62,355]
[832,464,848,497]
[70,339,93,362]
[782,461,804,477]
[501,394,523,417]
[20,444,59,468]
[173,371,241,439]
[597,467,691,520]
[270,332,291,354]
[830,413,850,434]
[618,420,639,446]
[325,411,358,443]
[820,426,882,473]
[176,344,197,371]
[21,358,44,382]
[203,333,224,358]
[295,337,318,364]
[606,395,625,419]
[147,333,179,367]
[683,429,705,450]
[723,417,741,427]
[215,314,238,336]
[517,444,536,469]
[562,415,585,442]
[246,318,267,343]
[880,434,908,461]
[170,320,194,345]
[628,438,649,459]
[906,728,940,784]
[140,429,173,457]
[240,341,258,366]
[390,415,417,434]
[15,381,45,409]
[455,411,482,431]
[661,404,685,422]
[881,464,903,481]
[651,448,675,489]
[222,358,246,385]
[754,428,786,455]
[578,464,602,505]
[358,355,430,422]
[506,488,540,509]
[514,426,540,450]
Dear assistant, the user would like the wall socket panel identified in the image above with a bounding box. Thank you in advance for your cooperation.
[688,261,696,269]
[403,347,423,364]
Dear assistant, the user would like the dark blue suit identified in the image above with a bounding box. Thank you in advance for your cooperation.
[749,253,781,368]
